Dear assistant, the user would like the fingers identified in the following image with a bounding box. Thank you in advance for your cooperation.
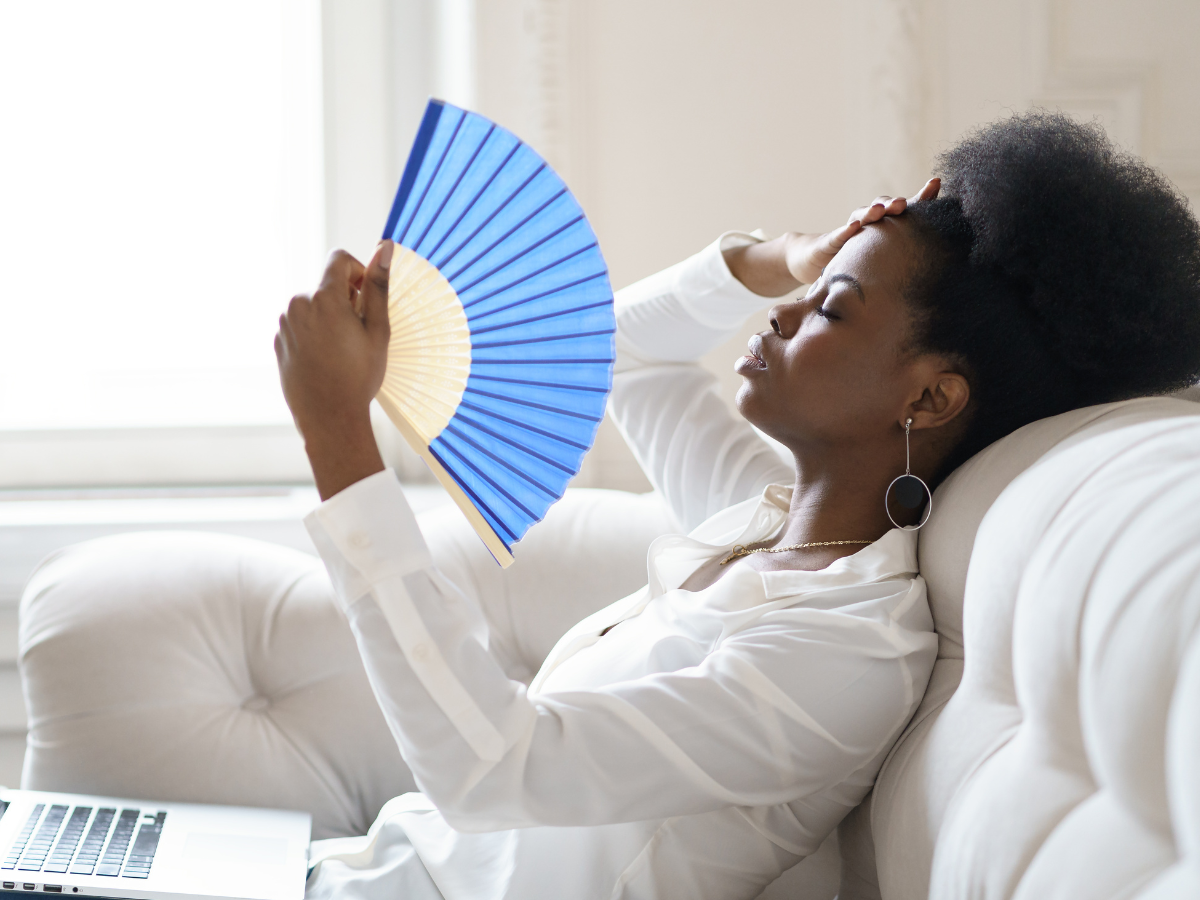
[275,309,296,373]
[317,249,367,299]
[844,182,939,229]
[872,196,907,218]
[912,177,941,202]
[361,241,393,346]
[274,246,390,438]
[820,219,862,256]
[801,179,942,279]
[848,180,940,226]
[302,248,373,325]
[282,246,380,342]
[847,195,908,227]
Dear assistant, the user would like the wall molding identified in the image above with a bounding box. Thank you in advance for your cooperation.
[1029,0,1150,153]
[1029,0,1199,206]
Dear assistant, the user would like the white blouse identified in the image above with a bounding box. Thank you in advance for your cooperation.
[302,235,938,900]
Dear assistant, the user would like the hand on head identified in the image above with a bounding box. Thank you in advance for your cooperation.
[722,178,940,297]
[784,178,941,285]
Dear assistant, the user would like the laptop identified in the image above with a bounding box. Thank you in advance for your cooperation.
[0,789,310,900]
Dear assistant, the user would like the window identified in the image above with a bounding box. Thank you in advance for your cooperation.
[0,0,324,484]
[0,0,479,488]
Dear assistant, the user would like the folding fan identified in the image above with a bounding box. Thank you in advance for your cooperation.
[377,99,615,567]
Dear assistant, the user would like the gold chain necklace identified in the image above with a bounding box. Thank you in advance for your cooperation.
[719,540,873,566]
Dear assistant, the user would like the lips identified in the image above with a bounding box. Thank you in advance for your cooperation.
[742,334,767,369]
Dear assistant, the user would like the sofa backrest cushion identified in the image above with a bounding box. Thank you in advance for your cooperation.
[927,415,1200,898]
[840,396,1200,899]
[919,396,1200,660]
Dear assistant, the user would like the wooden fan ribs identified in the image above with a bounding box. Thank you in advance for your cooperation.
[381,246,470,444]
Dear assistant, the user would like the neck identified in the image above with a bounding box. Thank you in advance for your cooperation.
[773,443,904,548]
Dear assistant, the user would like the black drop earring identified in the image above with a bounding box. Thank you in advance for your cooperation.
[885,418,932,530]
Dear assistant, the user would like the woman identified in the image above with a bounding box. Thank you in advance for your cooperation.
[275,112,1200,899]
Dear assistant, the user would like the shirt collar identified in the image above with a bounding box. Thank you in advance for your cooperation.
[647,483,918,598]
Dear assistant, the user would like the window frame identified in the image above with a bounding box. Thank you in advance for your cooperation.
[0,0,444,490]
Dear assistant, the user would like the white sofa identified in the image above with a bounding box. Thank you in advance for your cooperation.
[18,397,1200,899]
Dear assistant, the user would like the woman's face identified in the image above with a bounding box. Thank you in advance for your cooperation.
[735,218,935,454]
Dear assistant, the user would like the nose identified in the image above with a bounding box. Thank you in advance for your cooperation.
[767,300,805,339]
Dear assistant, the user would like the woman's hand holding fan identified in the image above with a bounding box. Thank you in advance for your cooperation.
[278,99,617,567]
[275,245,393,501]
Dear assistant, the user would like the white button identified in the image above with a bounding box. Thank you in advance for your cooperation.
[348,530,372,549]
[411,643,431,663]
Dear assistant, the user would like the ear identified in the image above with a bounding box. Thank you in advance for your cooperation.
[904,369,970,431]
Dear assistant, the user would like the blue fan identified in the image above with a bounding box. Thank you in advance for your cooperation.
[377,99,614,567]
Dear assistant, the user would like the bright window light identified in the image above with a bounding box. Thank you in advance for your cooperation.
[0,0,324,430]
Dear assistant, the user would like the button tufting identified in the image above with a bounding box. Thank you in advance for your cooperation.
[348,531,372,549]
[242,695,270,713]
[410,643,431,663]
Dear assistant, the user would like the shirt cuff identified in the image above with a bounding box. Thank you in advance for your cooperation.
[303,469,433,606]
[676,230,773,332]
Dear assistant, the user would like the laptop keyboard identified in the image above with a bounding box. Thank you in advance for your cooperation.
[68,808,114,876]
[19,805,68,871]
[3,806,43,869]
[121,813,166,879]
[93,809,139,877]
[1,804,167,880]
[43,807,90,874]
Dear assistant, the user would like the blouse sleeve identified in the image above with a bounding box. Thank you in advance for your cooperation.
[305,469,935,833]
[609,233,793,532]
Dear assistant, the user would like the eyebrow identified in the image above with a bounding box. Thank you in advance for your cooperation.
[826,273,865,302]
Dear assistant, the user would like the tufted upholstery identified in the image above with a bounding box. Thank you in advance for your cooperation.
[928,415,1200,898]
[840,397,1200,899]
[18,490,674,840]
[18,397,1200,897]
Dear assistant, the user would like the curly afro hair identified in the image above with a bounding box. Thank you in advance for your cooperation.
[904,110,1200,476]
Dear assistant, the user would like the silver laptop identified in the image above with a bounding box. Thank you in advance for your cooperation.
[0,789,310,900]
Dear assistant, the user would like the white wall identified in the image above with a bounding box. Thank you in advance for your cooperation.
[320,0,1200,490]
[458,0,1200,491]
